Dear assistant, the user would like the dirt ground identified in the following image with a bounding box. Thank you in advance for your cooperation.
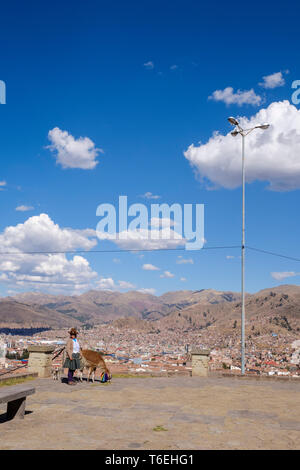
[0,375,299,450]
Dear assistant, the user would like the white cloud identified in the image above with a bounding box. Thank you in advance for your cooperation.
[97,227,185,250]
[47,127,102,169]
[97,277,116,290]
[149,217,176,228]
[97,277,136,291]
[0,213,99,293]
[0,213,97,253]
[144,61,154,69]
[15,205,34,212]
[176,257,193,264]
[0,181,7,191]
[180,277,187,281]
[184,100,300,191]
[209,87,262,106]
[142,263,160,271]
[140,192,161,200]
[226,255,235,259]
[259,72,285,89]
[137,288,156,295]
[118,280,136,289]
[271,271,299,281]
[160,270,175,278]
[170,65,178,70]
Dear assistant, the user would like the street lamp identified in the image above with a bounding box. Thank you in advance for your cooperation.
[228,117,270,375]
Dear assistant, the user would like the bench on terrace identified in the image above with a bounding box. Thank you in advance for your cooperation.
[0,384,35,421]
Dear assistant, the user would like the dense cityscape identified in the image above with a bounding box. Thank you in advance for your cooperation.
[1,323,299,380]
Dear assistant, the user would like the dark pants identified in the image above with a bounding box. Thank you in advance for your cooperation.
[68,370,74,382]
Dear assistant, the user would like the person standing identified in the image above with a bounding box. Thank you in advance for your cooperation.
[64,328,81,385]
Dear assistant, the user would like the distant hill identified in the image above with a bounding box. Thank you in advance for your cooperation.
[0,299,81,328]
[156,285,300,346]
[1,286,299,341]
[4,288,240,326]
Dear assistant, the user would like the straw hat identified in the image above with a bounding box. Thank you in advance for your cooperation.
[68,327,78,336]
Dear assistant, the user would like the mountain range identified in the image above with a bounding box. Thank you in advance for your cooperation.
[0,288,240,327]
[0,286,299,342]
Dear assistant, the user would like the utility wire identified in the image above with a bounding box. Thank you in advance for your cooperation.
[0,245,241,255]
[1,245,299,288]
[247,246,300,263]
[0,245,298,261]
[0,245,298,264]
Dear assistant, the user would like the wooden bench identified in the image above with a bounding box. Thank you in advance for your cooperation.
[0,384,35,421]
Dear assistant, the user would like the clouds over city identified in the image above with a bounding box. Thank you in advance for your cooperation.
[137,288,156,295]
[209,87,262,106]
[259,71,287,89]
[0,214,157,294]
[97,277,136,290]
[0,214,99,292]
[140,192,161,200]
[15,205,34,212]
[143,61,154,69]
[176,256,193,264]
[142,263,160,271]
[96,227,185,250]
[47,127,102,170]
[271,271,299,281]
[209,71,288,107]
[160,270,175,278]
[184,101,300,191]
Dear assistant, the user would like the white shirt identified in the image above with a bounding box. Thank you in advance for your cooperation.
[72,338,80,354]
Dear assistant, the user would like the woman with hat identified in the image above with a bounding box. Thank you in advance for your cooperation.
[64,328,81,385]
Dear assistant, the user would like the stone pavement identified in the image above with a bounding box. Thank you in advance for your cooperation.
[0,375,299,450]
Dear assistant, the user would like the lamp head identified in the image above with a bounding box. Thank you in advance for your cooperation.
[231,130,239,137]
[228,116,239,126]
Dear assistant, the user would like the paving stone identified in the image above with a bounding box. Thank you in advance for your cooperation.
[72,406,121,417]
[0,376,299,450]
[227,410,278,420]
[279,420,300,431]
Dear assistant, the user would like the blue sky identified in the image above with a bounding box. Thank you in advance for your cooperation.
[1,0,300,296]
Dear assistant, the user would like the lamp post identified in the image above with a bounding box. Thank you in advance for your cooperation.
[228,117,270,375]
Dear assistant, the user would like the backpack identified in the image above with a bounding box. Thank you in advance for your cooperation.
[100,371,109,383]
